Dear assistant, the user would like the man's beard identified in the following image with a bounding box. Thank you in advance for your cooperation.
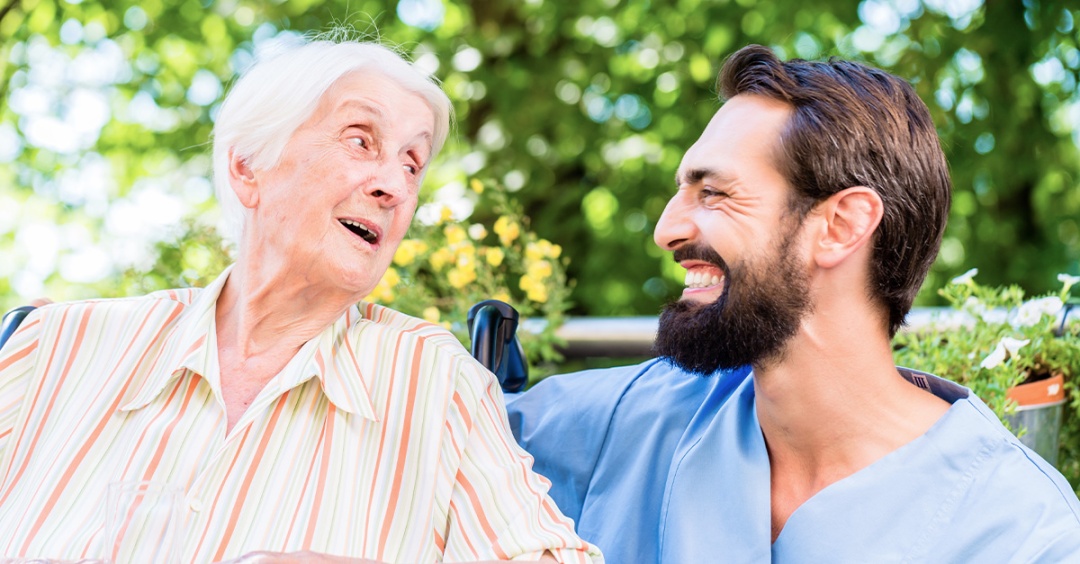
[653,227,811,375]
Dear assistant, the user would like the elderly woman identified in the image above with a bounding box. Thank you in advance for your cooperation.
[0,39,600,563]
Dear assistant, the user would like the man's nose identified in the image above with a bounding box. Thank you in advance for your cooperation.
[654,193,696,251]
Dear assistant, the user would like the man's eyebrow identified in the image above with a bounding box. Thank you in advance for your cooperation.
[675,168,735,187]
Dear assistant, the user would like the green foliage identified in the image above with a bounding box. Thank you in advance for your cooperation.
[894,271,1080,492]
[3,0,1080,320]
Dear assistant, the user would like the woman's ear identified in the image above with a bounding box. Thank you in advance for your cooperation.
[228,149,259,209]
[812,187,883,269]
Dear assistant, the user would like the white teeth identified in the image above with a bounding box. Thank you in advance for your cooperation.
[340,219,372,234]
[683,270,723,289]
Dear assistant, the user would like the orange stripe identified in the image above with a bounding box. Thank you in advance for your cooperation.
[452,392,472,431]
[190,425,252,559]
[376,335,426,558]
[456,472,508,559]
[479,386,565,540]
[447,499,480,557]
[1,303,182,498]
[1,305,77,499]
[138,375,201,481]
[434,528,446,553]
[302,403,335,549]
[212,394,290,562]
[17,304,187,551]
[115,373,190,480]
[283,409,325,549]
[365,329,405,556]
[183,334,207,358]
[17,304,96,551]
[0,340,37,373]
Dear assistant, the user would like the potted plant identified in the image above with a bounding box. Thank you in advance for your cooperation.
[893,270,1080,494]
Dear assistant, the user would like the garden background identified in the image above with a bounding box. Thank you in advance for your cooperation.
[2,0,1079,319]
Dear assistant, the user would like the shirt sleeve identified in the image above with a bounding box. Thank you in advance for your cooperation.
[505,364,647,525]
[441,358,603,563]
[0,307,44,470]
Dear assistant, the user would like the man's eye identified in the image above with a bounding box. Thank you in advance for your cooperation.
[348,136,368,148]
[403,164,418,175]
[701,188,726,200]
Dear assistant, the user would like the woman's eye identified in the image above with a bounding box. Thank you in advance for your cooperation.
[348,136,368,149]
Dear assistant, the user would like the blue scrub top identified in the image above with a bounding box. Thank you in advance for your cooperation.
[507,360,1080,563]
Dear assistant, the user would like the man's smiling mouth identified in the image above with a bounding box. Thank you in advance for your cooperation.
[685,270,723,289]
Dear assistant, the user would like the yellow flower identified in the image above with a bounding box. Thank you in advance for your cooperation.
[393,239,429,266]
[470,179,484,194]
[456,242,477,260]
[449,266,478,289]
[369,267,401,303]
[519,274,549,303]
[492,291,512,304]
[485,247,505,267]
[430,247,454,270]
[456,251,477,270]
[468,223,488,241]
[494,216,520,246]
[440,206,454,223]
[444,224,468,245]
[527,259,553,280]
[526,240,561,261]
[422,306,441,323]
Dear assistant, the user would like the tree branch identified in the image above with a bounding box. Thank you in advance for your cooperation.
[0,0,20,29]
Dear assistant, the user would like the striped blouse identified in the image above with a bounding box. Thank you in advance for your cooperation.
[0,270,600,563]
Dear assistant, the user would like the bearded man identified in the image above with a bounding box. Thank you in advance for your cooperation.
[507,44,1080,563]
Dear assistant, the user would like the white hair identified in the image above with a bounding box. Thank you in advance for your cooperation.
[211,39,452,243]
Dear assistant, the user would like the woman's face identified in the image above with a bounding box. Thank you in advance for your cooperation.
[236,70,436,299]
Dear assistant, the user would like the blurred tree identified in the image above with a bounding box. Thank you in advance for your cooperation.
[1,0,1079,319]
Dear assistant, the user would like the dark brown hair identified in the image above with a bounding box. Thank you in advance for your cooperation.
[718,45,951,336]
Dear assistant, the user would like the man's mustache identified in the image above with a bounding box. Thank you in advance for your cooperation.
[672,244,728,274]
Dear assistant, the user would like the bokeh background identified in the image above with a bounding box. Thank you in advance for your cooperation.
[2,0,1079,318]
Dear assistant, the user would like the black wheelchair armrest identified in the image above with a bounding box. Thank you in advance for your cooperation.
[467,300,529,393]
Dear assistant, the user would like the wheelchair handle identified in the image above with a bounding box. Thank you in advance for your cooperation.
[0,306,37,352]
[467,300,529,393]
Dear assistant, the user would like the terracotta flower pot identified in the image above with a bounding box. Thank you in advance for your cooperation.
[1005,373,1066,465]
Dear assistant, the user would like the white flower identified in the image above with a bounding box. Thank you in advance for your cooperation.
[1058,273,1080,294]
[963,296,1006,324]
[1011,296,1063,328]
[1001,337,1030,355]
[979,337,1030,370]
[951,268,978,286]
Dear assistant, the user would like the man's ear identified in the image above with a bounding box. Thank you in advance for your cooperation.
[228,149,259,209]
[811,186,883,269]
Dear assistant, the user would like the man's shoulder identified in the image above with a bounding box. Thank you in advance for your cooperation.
[936,399,1080,542]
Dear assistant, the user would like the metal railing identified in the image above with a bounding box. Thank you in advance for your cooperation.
[536,306,1080,359]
